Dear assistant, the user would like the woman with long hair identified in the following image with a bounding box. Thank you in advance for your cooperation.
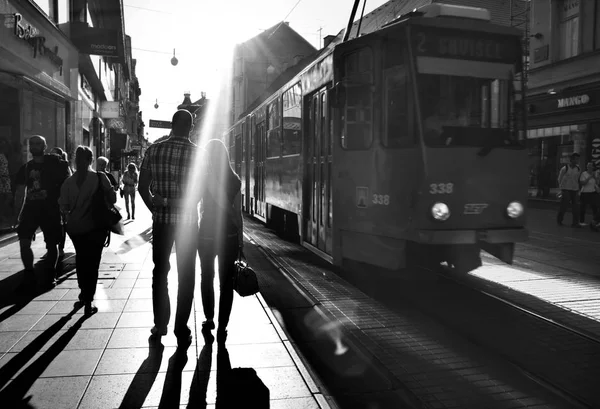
[198,139,243,344]
[59,146,116,315]
[121,162,139,219]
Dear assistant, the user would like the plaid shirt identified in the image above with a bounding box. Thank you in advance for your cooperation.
[140,136,201,225]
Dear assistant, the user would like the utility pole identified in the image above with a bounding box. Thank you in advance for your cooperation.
[317,26,323,48]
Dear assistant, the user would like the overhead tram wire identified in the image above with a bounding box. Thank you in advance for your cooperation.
[267,0,305,40]
[124,4,172,14]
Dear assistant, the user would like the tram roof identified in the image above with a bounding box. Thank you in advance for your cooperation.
[347,14,521,45]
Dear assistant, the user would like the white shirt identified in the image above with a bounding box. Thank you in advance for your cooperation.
[558,164,580,191]
[580,171,597,193]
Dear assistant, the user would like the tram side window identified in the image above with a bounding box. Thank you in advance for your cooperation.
[282,83,302,156]
[341,48,373,150]
[384,66,415,148]
[267,99,281,158]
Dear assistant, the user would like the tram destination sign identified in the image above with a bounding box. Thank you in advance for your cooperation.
[149,120,172,129]
[412,28,519,64]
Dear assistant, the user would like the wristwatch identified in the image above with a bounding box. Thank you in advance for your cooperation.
[163,197,168,207]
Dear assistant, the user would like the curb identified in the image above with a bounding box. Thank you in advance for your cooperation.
[244,233,427,409]
[0,230,19,248]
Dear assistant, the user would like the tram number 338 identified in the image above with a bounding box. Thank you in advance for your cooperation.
[429,183,454,194]
[372,194,390,205]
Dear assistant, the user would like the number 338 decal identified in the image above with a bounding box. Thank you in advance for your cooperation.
[429,183,454,194]
[372,194,390,205]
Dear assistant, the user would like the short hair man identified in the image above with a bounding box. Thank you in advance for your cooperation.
[14,135,71,290]
[96,156,118,191]
[139,109,202,346]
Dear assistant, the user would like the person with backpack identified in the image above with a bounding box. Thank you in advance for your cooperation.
[556,152,581,227]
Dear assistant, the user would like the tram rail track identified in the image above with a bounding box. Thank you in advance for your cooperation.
[426,263,600,409]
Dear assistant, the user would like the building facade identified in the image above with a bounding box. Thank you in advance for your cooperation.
[0,0,138,184]
[526,0,600,198]
[0,0,78,183]
[230,22,317,124]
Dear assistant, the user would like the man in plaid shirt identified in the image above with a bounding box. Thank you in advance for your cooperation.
[139,109,202,346]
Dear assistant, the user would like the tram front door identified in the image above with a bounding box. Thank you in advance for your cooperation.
[303,88,332,255]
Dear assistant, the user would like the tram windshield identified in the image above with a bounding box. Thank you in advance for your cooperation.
[417,60,519,148]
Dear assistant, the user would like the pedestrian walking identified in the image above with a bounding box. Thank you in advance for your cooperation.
[138,109,201,347]
[579,162,598,225]
[96,156,119,191]
[121,163,139,219]
[42,147,72,259]
[58,146,116,315]
[198,139,243,345]
[14,135,70,290]
[556,153,581,227]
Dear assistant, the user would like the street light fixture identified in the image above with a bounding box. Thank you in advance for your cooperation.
[171,48,178,66]
[154,99,159,109]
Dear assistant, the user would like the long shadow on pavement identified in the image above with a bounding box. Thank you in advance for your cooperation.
[0,258,76,325]
[187,343,213,408]
[0,305,89,405]
[157,347,190,408]
[118,339,164,409]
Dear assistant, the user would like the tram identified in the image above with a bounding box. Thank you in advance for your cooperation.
[226,3,529,273]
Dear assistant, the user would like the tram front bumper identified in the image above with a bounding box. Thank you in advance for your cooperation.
[413,228,528,245]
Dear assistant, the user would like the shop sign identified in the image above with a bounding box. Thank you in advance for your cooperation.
[12,13,63,73]
[100,101,121,119]
[149,120,172,129]
[70,23,120,58]
[529,89,599,116]
[557,94,590,109]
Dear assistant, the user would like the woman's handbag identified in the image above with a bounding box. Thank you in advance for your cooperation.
[93,173,124,244]
[233,249,259,297]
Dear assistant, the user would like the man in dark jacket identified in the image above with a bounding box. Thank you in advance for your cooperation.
[14,135,70,290]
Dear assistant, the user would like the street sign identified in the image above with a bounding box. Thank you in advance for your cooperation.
[149,120,172,129]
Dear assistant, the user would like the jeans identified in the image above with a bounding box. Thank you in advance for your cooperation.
[151,221,197,336]
[198,235,239,330]
[580,192,599,223]
[70,230,107,302]
[557,190,579,225]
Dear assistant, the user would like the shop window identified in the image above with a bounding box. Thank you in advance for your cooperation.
[558,0,579,60]
[282,83,302,156]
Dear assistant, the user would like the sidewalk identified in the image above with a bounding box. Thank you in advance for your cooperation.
[0,200,332,408]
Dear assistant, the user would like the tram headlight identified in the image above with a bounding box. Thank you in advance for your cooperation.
[506,201,524,218]
[431,202,450,221]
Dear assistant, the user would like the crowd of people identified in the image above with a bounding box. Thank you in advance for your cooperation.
[9,108,243,348]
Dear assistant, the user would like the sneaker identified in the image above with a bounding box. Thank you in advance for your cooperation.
[84,302,98,316]
[150,326,168,337]
[202,320,215,331]
[175,326,192,347]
